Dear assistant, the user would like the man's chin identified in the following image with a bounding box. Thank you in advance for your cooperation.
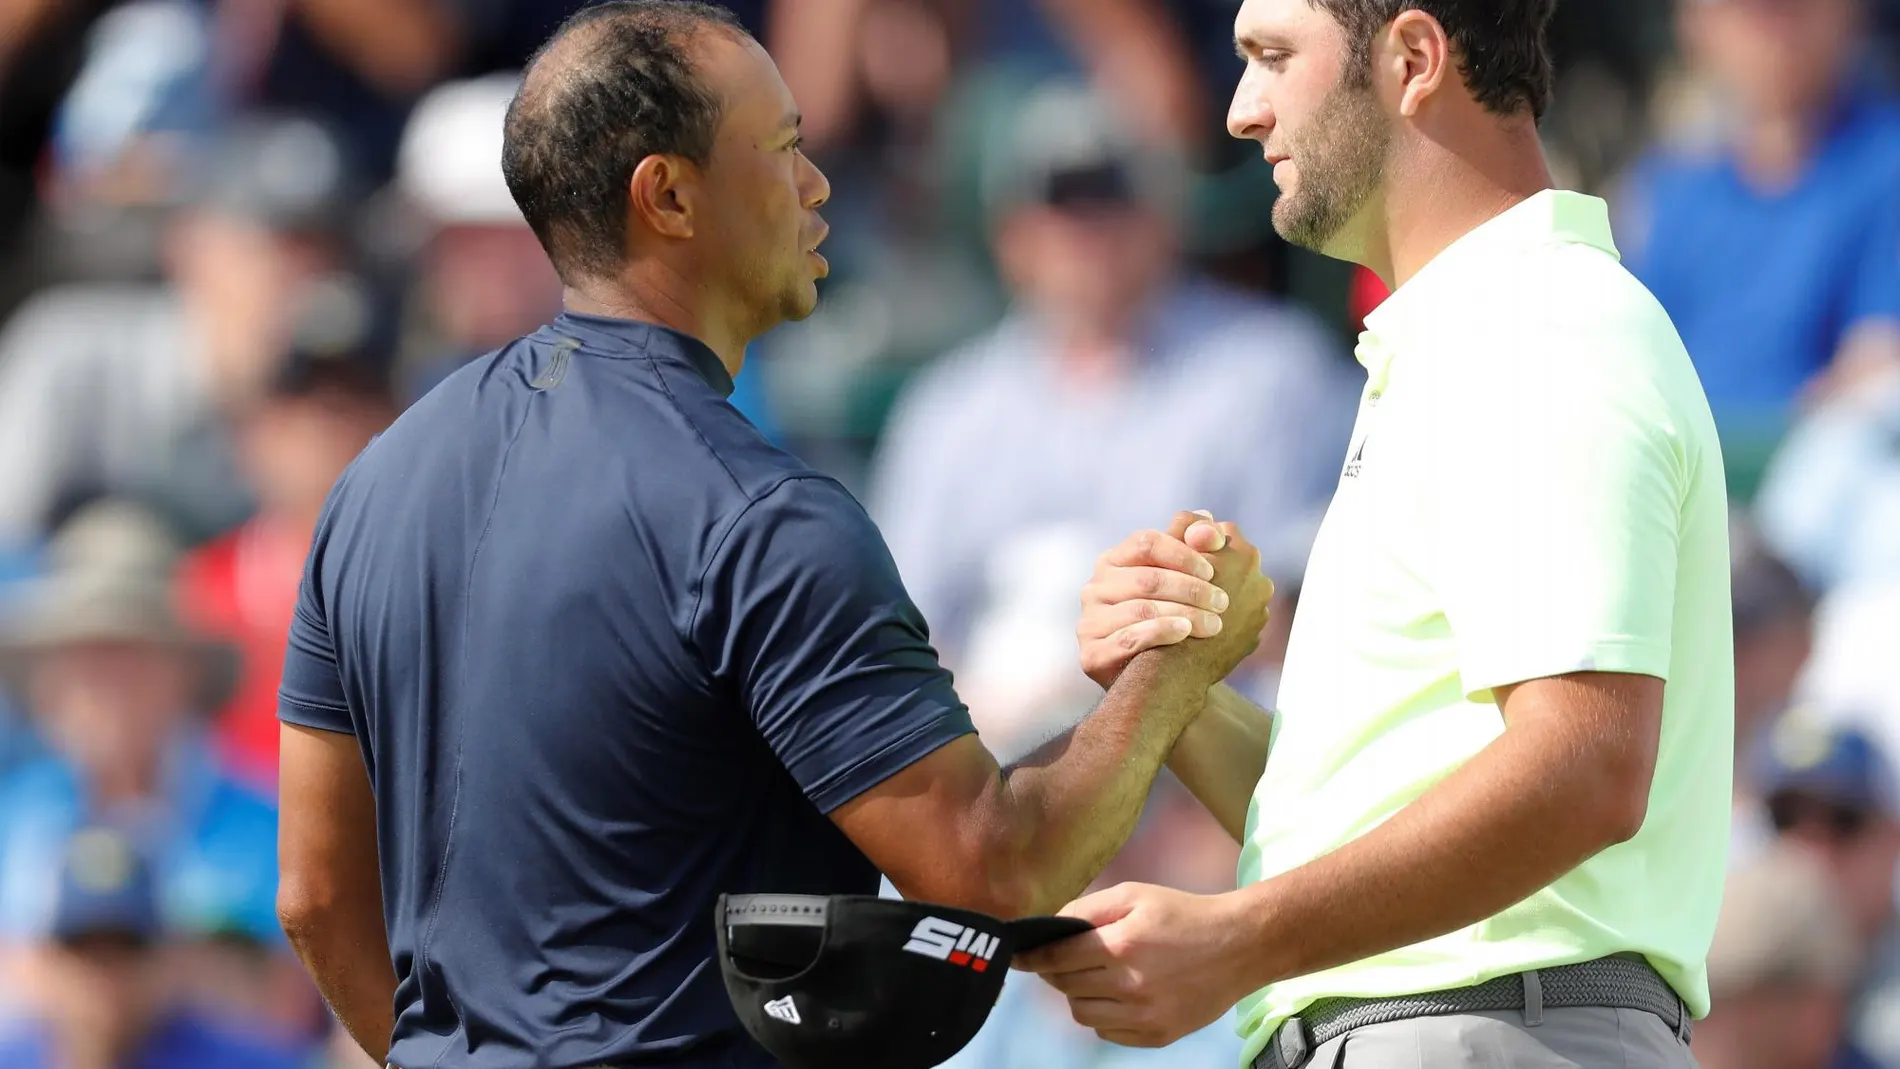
[782,285,821,323]
[1272,200,1354,262]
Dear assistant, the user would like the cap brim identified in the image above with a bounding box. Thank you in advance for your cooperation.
[1004,915,1094,954]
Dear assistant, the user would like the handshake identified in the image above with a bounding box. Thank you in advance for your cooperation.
[1076,510,1276,692]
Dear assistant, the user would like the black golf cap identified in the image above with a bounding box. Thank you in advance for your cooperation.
[716,893,1093,1069]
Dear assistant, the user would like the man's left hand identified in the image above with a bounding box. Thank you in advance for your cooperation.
[1013,882,1260,1048]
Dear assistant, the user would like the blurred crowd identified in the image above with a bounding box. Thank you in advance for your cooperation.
[1,0,1900,1066]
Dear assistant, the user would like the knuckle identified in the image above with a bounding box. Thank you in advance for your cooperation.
[1133,599,1158,621]
[1131,530,1158,556]
[1117,628,1143,652]
[1135,569,1162,595]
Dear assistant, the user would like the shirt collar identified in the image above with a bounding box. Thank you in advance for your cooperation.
[551,312,737,398]
[1357,189,1620,385]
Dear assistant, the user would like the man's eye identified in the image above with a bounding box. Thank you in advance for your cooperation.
[1260,51,1289,71]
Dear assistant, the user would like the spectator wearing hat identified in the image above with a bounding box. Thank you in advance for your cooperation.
[393,73,563,406]
[177,278,398,789]
[1754,715,1900,951]
[0,824,308,1069]
[0,501,281,951]
[0,114,361,550]
[1694,843,1878,1069]
[867,79,1354,745]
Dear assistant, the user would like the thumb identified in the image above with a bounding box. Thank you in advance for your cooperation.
[1058,883,1141,927]
[1184,518,1226,554]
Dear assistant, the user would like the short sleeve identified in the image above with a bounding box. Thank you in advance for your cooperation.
[1424,335,1686,702]
[278,530,353,735]
[694,477,976,813]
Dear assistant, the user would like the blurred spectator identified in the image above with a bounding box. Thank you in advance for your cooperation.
[1616,0,1900,472]
[1729,515,1817,817]
[1755,373,1900,593]
[0,500,280,949]
[1753,716,1900,949]
[940,777,1243,1069]
[391,72,561,403]
[0,824,307,1068]
[0,114,360,550]
[1695,842,1876,1069]
[868,82,1355,749]
[178,289,396,788]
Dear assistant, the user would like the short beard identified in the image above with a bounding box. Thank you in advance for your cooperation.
[1271,76,1390,255]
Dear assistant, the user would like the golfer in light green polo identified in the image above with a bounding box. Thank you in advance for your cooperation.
[1011,1,1732,1067]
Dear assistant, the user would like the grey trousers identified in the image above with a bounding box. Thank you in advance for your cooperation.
[1295,1006,1699,1068]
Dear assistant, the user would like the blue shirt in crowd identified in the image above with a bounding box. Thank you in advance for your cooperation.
[0,1012,310,1069]
[1619,89,1900,419]
[0,736,281,944]
[280,313,975,1069]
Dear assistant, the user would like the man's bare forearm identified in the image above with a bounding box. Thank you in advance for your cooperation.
[1230,708,1639,990]
[1167,684,1272,842]
[996,649,1213,915]
[281,909,398,1062]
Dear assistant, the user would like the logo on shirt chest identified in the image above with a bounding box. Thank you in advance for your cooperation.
[1342,391,1379,480]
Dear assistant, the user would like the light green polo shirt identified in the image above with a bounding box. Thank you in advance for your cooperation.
[1235,190,1735,1066]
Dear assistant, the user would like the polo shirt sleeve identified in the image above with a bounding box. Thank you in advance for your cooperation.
[694,476,976,814]
[1423,330,1687,703]
[278,529,354,735]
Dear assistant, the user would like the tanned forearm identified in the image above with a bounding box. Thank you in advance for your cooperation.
[281,905,397,1062]
[1230,692,1646,991]
[1167,684,1272,843]
[991,648,1214,916]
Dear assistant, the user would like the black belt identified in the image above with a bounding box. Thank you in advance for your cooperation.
[1253,954,1691,1069]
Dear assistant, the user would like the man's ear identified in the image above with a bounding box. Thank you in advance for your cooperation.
[629,155,698,240]
[1380,9,1453,118]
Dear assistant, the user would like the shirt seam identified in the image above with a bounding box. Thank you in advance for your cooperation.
[804,708,975,814]
[420,396,536,1068]
[684,473,840,643]
[637,342,746,496]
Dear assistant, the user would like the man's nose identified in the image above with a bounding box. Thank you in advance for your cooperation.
[1227,76,1275,142]
[799,153,831,210]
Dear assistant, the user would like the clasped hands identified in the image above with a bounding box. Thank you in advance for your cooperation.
[1010,510,1277,1048]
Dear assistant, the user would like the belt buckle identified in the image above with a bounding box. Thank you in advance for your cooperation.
[1275,1015,1312,1068]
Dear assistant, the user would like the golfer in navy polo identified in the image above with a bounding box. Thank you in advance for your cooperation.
[271,4,1274,1068]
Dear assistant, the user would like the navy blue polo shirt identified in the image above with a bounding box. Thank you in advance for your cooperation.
[279,313,975,1069]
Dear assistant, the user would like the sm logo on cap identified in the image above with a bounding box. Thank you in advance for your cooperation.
[902,916,1000,972]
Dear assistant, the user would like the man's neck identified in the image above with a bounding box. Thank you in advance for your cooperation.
[1734,105,1828,192]
[563,265,753,379]
[1367,119,1554,291]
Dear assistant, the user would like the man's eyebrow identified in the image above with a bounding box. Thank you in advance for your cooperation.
[1234,32,1288,59]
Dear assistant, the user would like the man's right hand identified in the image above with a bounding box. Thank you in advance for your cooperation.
[1078,512,1274,689]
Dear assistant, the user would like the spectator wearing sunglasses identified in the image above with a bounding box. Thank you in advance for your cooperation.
[1755,715,1900,950]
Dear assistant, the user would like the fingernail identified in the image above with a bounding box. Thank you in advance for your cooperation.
[1193,509,1214,520]
[1203,613,1223,634]
[1212,588,1230,612]
[1196,559,1215,582]
[1172,618,1193,637]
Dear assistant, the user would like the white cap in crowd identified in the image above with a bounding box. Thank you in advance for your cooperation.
[398,73,527,229]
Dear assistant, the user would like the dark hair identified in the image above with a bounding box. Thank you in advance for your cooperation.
[501,1,749,282]
[1312,0,1556,121]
